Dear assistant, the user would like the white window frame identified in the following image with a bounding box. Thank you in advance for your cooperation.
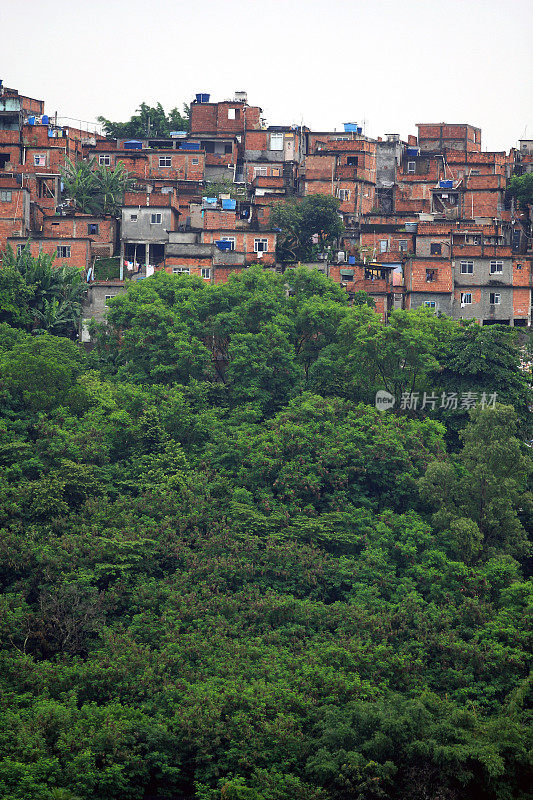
[0,190,12,202]
[461,292,472,306]
[337,188,351,201]
[379,239,388,253]
[16,243,25,256]
[228,108,236,120]
[191,157,199,165]
[270,132,284,151]
[150,213,162,224]
[398,240,407,252]
[460,260,474,274]
[221,236,235,251]
[130,213,138,220]
[172,267,190,275]
[254,166,268,177]
[490,260,503,274]
[104,295,114,304]
[33,154,46,166]
[99,154,111,166]
[159,156,172,168]
[424,300,437,309]
[57,246,71,259]
[201,267,211,279]
[407,161,416,174]
[489,292,501,305]
[254,238,268,253]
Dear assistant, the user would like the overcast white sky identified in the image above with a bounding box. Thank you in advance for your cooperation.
[1,0,531,151]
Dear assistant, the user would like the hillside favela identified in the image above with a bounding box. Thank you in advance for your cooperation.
[0,79,532,800]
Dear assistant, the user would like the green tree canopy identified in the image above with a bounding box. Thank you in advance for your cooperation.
[271,195,344,263]
[97,101,190,138]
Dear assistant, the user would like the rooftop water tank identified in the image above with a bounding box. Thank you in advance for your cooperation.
[439,180,453,189]
[27,116,35,126]
[195,93,210,104]
[357,127,363,134]
[343,123,358,132]
[124,140,143,150]
[41,115,49,125]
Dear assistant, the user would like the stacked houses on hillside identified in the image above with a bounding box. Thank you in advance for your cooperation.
[0,81,531,328]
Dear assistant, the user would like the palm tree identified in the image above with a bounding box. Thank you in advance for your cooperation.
[1,244,86,338]
[62,157,134,216]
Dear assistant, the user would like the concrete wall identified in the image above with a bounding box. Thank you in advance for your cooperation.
[453,286,513,323]
[121,207,173,242]
[453,257,513,287]
[408,291,453,316]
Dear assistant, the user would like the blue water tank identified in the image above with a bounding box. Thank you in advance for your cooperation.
[222,198,236,210]
[343,123,358,132]
[124,140,143,150]
[41,115,49,125]
[27,116,35,125]
[195,93,210,103]
[357,127,363,134]
[439,180,453,189]
[348,255,356,265]
[179,141,201,150]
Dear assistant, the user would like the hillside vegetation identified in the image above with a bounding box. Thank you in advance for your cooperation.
[0,265,531,800]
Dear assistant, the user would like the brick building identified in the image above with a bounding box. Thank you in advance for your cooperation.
[0,82,531,327]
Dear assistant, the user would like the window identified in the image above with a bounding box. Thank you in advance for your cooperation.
[228,108,240,120]
[430,243,442,255]
[254,238,268,253]
[270,132,284,151]
[88,223,99,235]
[424,301,437,309]
[172,267,190,274]
[461,292,472,306]
[201,267,211,279]
[130,213,138,220]
[337,188,350,201]
[0,190,12,202]
[99,154,111,166]
[398,240,407,252]
[191,157,199,165]
[490,260,503,274]
[460,260,474,274]
[104,295,113,305]
[489,292,501,305]
[516,262,523,271]
[34,154,46,166]
[57,246,71,258]
[347,156,359,166]
[407,161,416,173]
[426,269,436,282]
[254,166,268,176]
[221,237,235,251]
[17,244,25,256]
[150,213,162,224]
[379,240,388,253]
[159,156,172,167]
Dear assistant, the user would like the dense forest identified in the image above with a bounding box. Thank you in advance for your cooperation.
[0,259,531,800]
